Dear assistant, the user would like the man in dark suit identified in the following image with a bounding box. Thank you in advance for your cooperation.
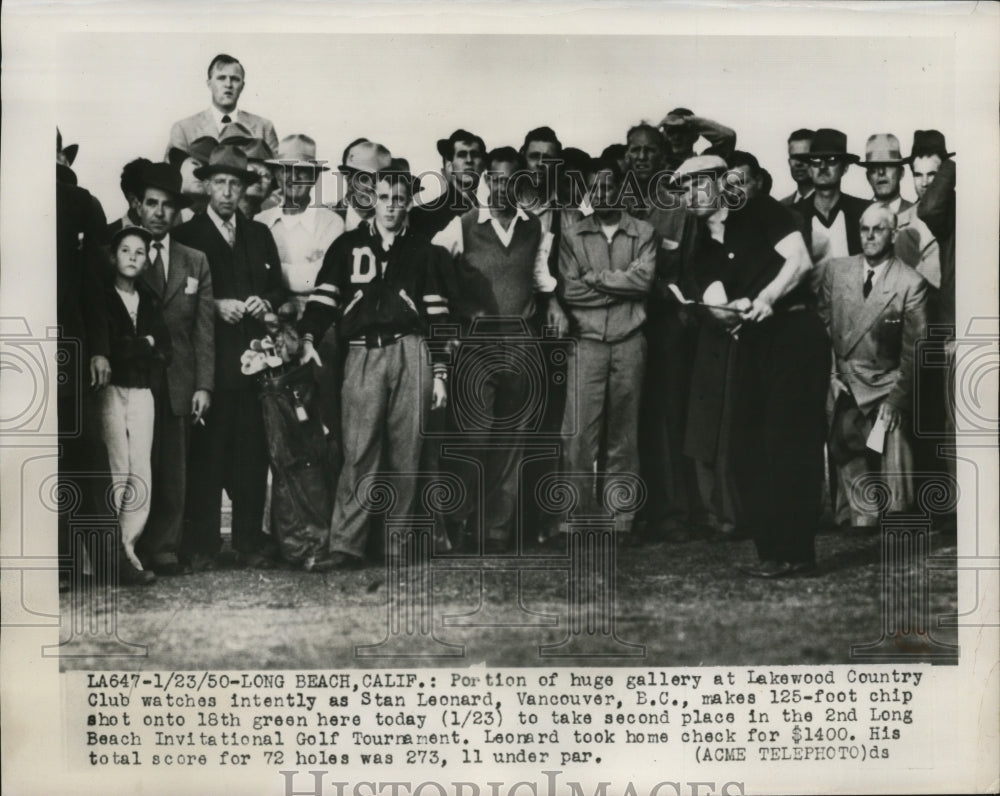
[820,204,928,527]
[173,145,286,569]
[167,54,278,160]
[132,163,215,575]
[792,129,871,270]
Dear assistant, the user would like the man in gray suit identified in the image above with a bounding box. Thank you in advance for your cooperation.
[133,163,215,575]
[167,54,278,160]
[820,204,927,527]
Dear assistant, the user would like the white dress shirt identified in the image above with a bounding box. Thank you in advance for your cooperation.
[256,205,345,314]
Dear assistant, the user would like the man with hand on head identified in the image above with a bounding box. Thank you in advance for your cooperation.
[132,162,215,577]
[167,53,278,159]
[411,129,486,242]
[173,144,287,571]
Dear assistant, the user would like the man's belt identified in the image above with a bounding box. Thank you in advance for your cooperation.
[349,331,408,349]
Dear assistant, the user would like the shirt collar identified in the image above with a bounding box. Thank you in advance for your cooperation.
[209,105,238,130]
[207,205,236,235]
[368,218,408,248]
[577,212,640,237]
[477,206,529,225]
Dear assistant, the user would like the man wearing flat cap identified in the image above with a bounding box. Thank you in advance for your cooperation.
[792,129,871,271]
[679,154,828,578]
[173,144,287,571]
[167,53,278,160]
[132,162,215,576]
[410,128,486,241]
[333,139,393,232]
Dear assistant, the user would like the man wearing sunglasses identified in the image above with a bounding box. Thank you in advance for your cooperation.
[791,129,870,271]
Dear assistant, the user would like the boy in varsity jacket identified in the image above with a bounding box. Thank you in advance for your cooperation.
[299,169,451,569]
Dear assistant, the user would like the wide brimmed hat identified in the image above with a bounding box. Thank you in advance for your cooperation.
[794,128,859,163]
[56,128,78,166]
[109,224,154,252]
[265,135,330,172]
[168,135,219,170]
[218,121,255,145]
[339,141,392,175]
[436,128,485,159]
[193,144,261,184]
[240,138,275,163]
[673,154,729,181]
[138,162,192,207]
[863,133,907,166]
[908,129,954,161]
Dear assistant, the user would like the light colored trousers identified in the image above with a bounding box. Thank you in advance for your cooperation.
[99,385,155,569]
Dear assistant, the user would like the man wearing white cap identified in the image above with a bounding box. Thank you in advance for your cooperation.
[678,155,827,578]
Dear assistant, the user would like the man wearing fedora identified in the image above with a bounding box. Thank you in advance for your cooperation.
[819,204,928,528]
[106,157,153,241]
[895,129,953,293]
[131,162,215,576]
[332,139,393,232]
[173,144,287,570]
[863,133,913,215]
[258,135,347,479]
[410,128,486,241]
[168,135,218,223]
[167,54,278,160]
[793,129,871,271]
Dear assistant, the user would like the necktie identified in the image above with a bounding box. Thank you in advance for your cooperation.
[863,268,874,299]
[223,220,235,248]
[221,114,232,124]
[151,241,166,293]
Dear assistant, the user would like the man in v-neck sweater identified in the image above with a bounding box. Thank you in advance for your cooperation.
[443,147,561,552]
[792,129,870,275]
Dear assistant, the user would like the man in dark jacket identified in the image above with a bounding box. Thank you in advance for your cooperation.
[173,145,286,570]
[56,131,115,589]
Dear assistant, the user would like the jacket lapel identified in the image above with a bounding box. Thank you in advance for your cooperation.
[843,256,900,353]
[163,242,188,303]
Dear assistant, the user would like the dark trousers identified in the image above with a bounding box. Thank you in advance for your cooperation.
[58,391,113,569]
[137,387,189,566]
[638,311,701,532]
[183,386,270,556]
[730,312,829,565]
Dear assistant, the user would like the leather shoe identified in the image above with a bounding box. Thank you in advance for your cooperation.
[118,560,156,586]
[313,552,364,571]
[741,560,794,579]
[188,553,217,572]
[236,551,277,570]
[152,561,191,577]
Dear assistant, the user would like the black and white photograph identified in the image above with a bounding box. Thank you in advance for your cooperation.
[1,2,997,795]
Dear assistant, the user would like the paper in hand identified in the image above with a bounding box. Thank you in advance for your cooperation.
[867,415,887,453]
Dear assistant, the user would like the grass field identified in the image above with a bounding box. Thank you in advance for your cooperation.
[57,525,958,670]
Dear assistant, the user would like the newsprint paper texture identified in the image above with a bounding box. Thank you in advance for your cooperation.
[1,2,998,795]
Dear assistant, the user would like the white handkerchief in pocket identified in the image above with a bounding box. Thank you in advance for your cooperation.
[660,238,679,251]
[185,276,199,295]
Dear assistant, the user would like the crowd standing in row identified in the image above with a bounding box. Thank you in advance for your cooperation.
[56,53,956,588]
